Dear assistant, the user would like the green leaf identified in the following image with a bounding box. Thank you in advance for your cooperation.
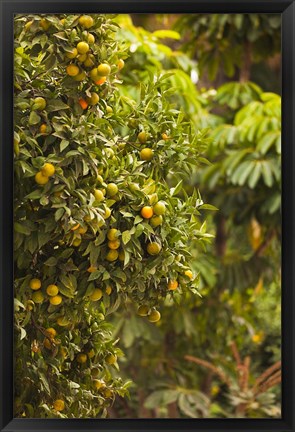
[55,208,64,221]
[122,230,131,245]
[14,222,31,235]
[44,257,57,266]
[170,180,183,196]
[46,99,70,113]
[28,111,41,125]
[144,389,179,409]
[248,162,262,189]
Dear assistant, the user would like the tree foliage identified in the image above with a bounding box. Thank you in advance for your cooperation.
[14,13,209,418]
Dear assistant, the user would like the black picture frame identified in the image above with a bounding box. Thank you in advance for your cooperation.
[1,0,294,431]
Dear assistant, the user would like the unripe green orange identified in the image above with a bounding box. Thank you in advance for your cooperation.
[97,63,111,76]
[150,215,163,228]
[148,310,161,322]
[94,189,104,202]
[89,288,103,301]
[106,250,119,262]
[137,305,149,316]
[147,242,162,255]
[32,290,44,303]
[153,201,166,215]
[106,183,118,197]
[140,148,154,161]
[138,131,148,143]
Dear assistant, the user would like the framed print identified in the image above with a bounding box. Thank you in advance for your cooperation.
[1,0,294,431]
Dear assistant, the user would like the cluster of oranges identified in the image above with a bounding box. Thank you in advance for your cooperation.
[141,200,166,231]
[35,163,55,186]
[29,278,63,306]
[137,130,154,162]
[62,16,125,111]
[137,305,161,322]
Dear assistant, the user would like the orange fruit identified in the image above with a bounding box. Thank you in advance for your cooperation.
[79,15,94,29]
[97,63,111,76]
[65,48,78,59]
[78,98,88,110]
[77,353,87,363]
[137,305,149,316]
[32,97,46,110]
[141,206,153,219]
[153,201,166,215]
[105,285,112,295]
[108,239,120,250]
[87,349,95,359]
[140,148,153,161]
[78,226,88,234]
[73,238,82,247]
[95,76,107,85]
[66,64,79,77]
[106,183,118,197]
[147,242,162,255]
[148,310,161,322]
[44,338,52,350]
[35,171,49,185]
[77,41,89,54]
[107,228,119,241]
[29,278,41,290]
[150,215,163,228]
[89,288,103,301]
[138,131,147,143]
[86,92,99,106]
[39,124,48,134]
[41,163,55,177]
[46,284,59,296]
[31,291,44,303]
[106,250,119,262]
[87,33,95,44]
[94,189,104,202]
[117,59,125,70]
[184,270,193,280]
[162,133,169,140]
[49,295,62,306]
[45,327,57,338]
[168,280,178,291]
[103,207,111,219]
[118,250,125,262]
[53,399,65,411]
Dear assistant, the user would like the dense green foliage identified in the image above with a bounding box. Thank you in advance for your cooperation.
[13,13,210,418]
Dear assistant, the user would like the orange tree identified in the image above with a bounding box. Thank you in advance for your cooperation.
[13,14,210,418]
